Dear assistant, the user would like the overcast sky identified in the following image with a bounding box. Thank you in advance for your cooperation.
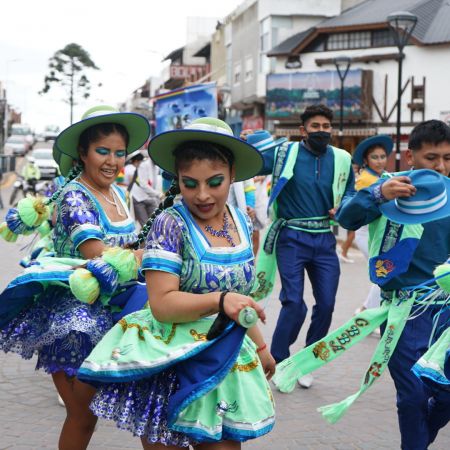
[0,0,243,132]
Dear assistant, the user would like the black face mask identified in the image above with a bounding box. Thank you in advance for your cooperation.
[307,131,331,154]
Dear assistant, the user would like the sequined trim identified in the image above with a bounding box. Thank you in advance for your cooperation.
[190,329,207,341]
[231,357,259,372]
[118,319,177,344]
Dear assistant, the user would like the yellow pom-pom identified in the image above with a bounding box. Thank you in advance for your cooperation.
[69,268,100,304]
[102,247,138,283]
[17,196,50,228]
[434,263,450,294]
[0,222,18,242]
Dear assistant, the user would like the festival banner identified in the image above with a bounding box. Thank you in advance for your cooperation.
[154,82,218,135]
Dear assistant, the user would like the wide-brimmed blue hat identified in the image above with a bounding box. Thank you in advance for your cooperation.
[353,135,393,166]
[379,169,450,225]
[246,130,287,152]
[148,117,263,182]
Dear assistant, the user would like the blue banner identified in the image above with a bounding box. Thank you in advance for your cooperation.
[154,83,218,135]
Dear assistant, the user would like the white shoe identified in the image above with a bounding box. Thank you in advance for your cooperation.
[337,248,354,264]
[57,394,65,407]
[297,374,314,389]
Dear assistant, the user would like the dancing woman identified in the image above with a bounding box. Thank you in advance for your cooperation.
[0,105,150,449]
[78,117,276,449]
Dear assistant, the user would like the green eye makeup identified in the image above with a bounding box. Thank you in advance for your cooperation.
[183,179,198,189]
[208,176,225,187]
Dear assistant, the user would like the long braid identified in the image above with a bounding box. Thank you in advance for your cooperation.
[131,180,181,249]
[44,164,83,205]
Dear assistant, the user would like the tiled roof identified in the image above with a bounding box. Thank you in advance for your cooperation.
[269,0,450,56]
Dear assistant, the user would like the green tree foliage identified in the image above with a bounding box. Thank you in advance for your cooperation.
[40,43,100,123]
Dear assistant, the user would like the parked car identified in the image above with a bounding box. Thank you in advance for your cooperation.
[28,148,59,179]
[11,123,35,148]
[3,136,29,156]
[43,125,60,142]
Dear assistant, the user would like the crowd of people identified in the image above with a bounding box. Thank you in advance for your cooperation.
[0,102,448,450]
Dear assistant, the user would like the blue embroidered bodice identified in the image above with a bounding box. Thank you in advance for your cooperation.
[52,181,137,258]
[142,202,255,295]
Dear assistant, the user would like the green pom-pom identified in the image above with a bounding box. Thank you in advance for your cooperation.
[102,247,138,283]
[0,222,18,243]
[17,196,50,227]
[37,220,51,237]
[434,263,450,293]
[69,268,100,304]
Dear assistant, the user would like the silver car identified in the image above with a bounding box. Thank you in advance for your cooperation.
[28,148,59,180]
[3,136,29,156]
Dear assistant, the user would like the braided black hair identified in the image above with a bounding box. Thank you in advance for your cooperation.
[131,180,181,249]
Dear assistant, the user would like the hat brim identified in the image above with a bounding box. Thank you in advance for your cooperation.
[379,176,450,225]
[353,135,393,166]
[148,129,263,181]
[54,112,150,176]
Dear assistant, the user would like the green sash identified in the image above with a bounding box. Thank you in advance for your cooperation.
[273,291,416,422]
[251,144,351,301]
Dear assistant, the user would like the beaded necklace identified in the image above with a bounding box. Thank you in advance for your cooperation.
[204,211,236,247]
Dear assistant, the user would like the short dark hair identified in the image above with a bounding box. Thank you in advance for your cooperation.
[300,104,333,125]
[409,120,450,151]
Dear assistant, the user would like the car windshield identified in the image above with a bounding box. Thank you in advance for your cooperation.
[32,151,53,160]
[8,138,24,144]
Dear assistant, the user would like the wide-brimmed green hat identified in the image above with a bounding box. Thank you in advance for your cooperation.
[53,105,151,176]
[147,117,263,181]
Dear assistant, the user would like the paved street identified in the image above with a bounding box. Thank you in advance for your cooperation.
[0,195,448,449]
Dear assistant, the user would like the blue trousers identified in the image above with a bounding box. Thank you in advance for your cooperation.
[271,228,340,363]
[383,306,450,450]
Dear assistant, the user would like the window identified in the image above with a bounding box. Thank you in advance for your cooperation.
[245,56,253,82]
[234,63,241,85]
[326,30,394,51]
[260,17,271,73]
[372,29,396,47]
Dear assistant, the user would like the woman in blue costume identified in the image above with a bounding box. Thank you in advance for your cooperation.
[78,117,276,449]
[0,105,150,449]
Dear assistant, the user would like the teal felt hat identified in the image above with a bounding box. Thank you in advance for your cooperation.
[147,117,263,181]
[353,135,393,166]
[53,105,151,176]
[379,169,450,225]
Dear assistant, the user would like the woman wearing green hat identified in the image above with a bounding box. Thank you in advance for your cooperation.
[0,105,150,449]
[78,117,276,449]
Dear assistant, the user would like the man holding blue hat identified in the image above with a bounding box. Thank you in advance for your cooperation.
[248,104,355,389]
[336,119,450,450]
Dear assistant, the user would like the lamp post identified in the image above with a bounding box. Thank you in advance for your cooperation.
[387,11,418,171]
[333,56,351,148]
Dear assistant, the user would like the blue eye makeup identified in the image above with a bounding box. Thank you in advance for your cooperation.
[115,150,126,158]
[95,147,110,155]
[208,176,225,187]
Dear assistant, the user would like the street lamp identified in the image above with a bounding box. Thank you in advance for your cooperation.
[387,11,418,171]
[333,56,351,148]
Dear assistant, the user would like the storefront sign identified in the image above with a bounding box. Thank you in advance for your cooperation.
[266,69,372,120]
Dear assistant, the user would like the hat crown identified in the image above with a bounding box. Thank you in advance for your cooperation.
[81,105,119,120]
[246,129,287,152]
[396,169,448,214]
[185,117,233,136]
